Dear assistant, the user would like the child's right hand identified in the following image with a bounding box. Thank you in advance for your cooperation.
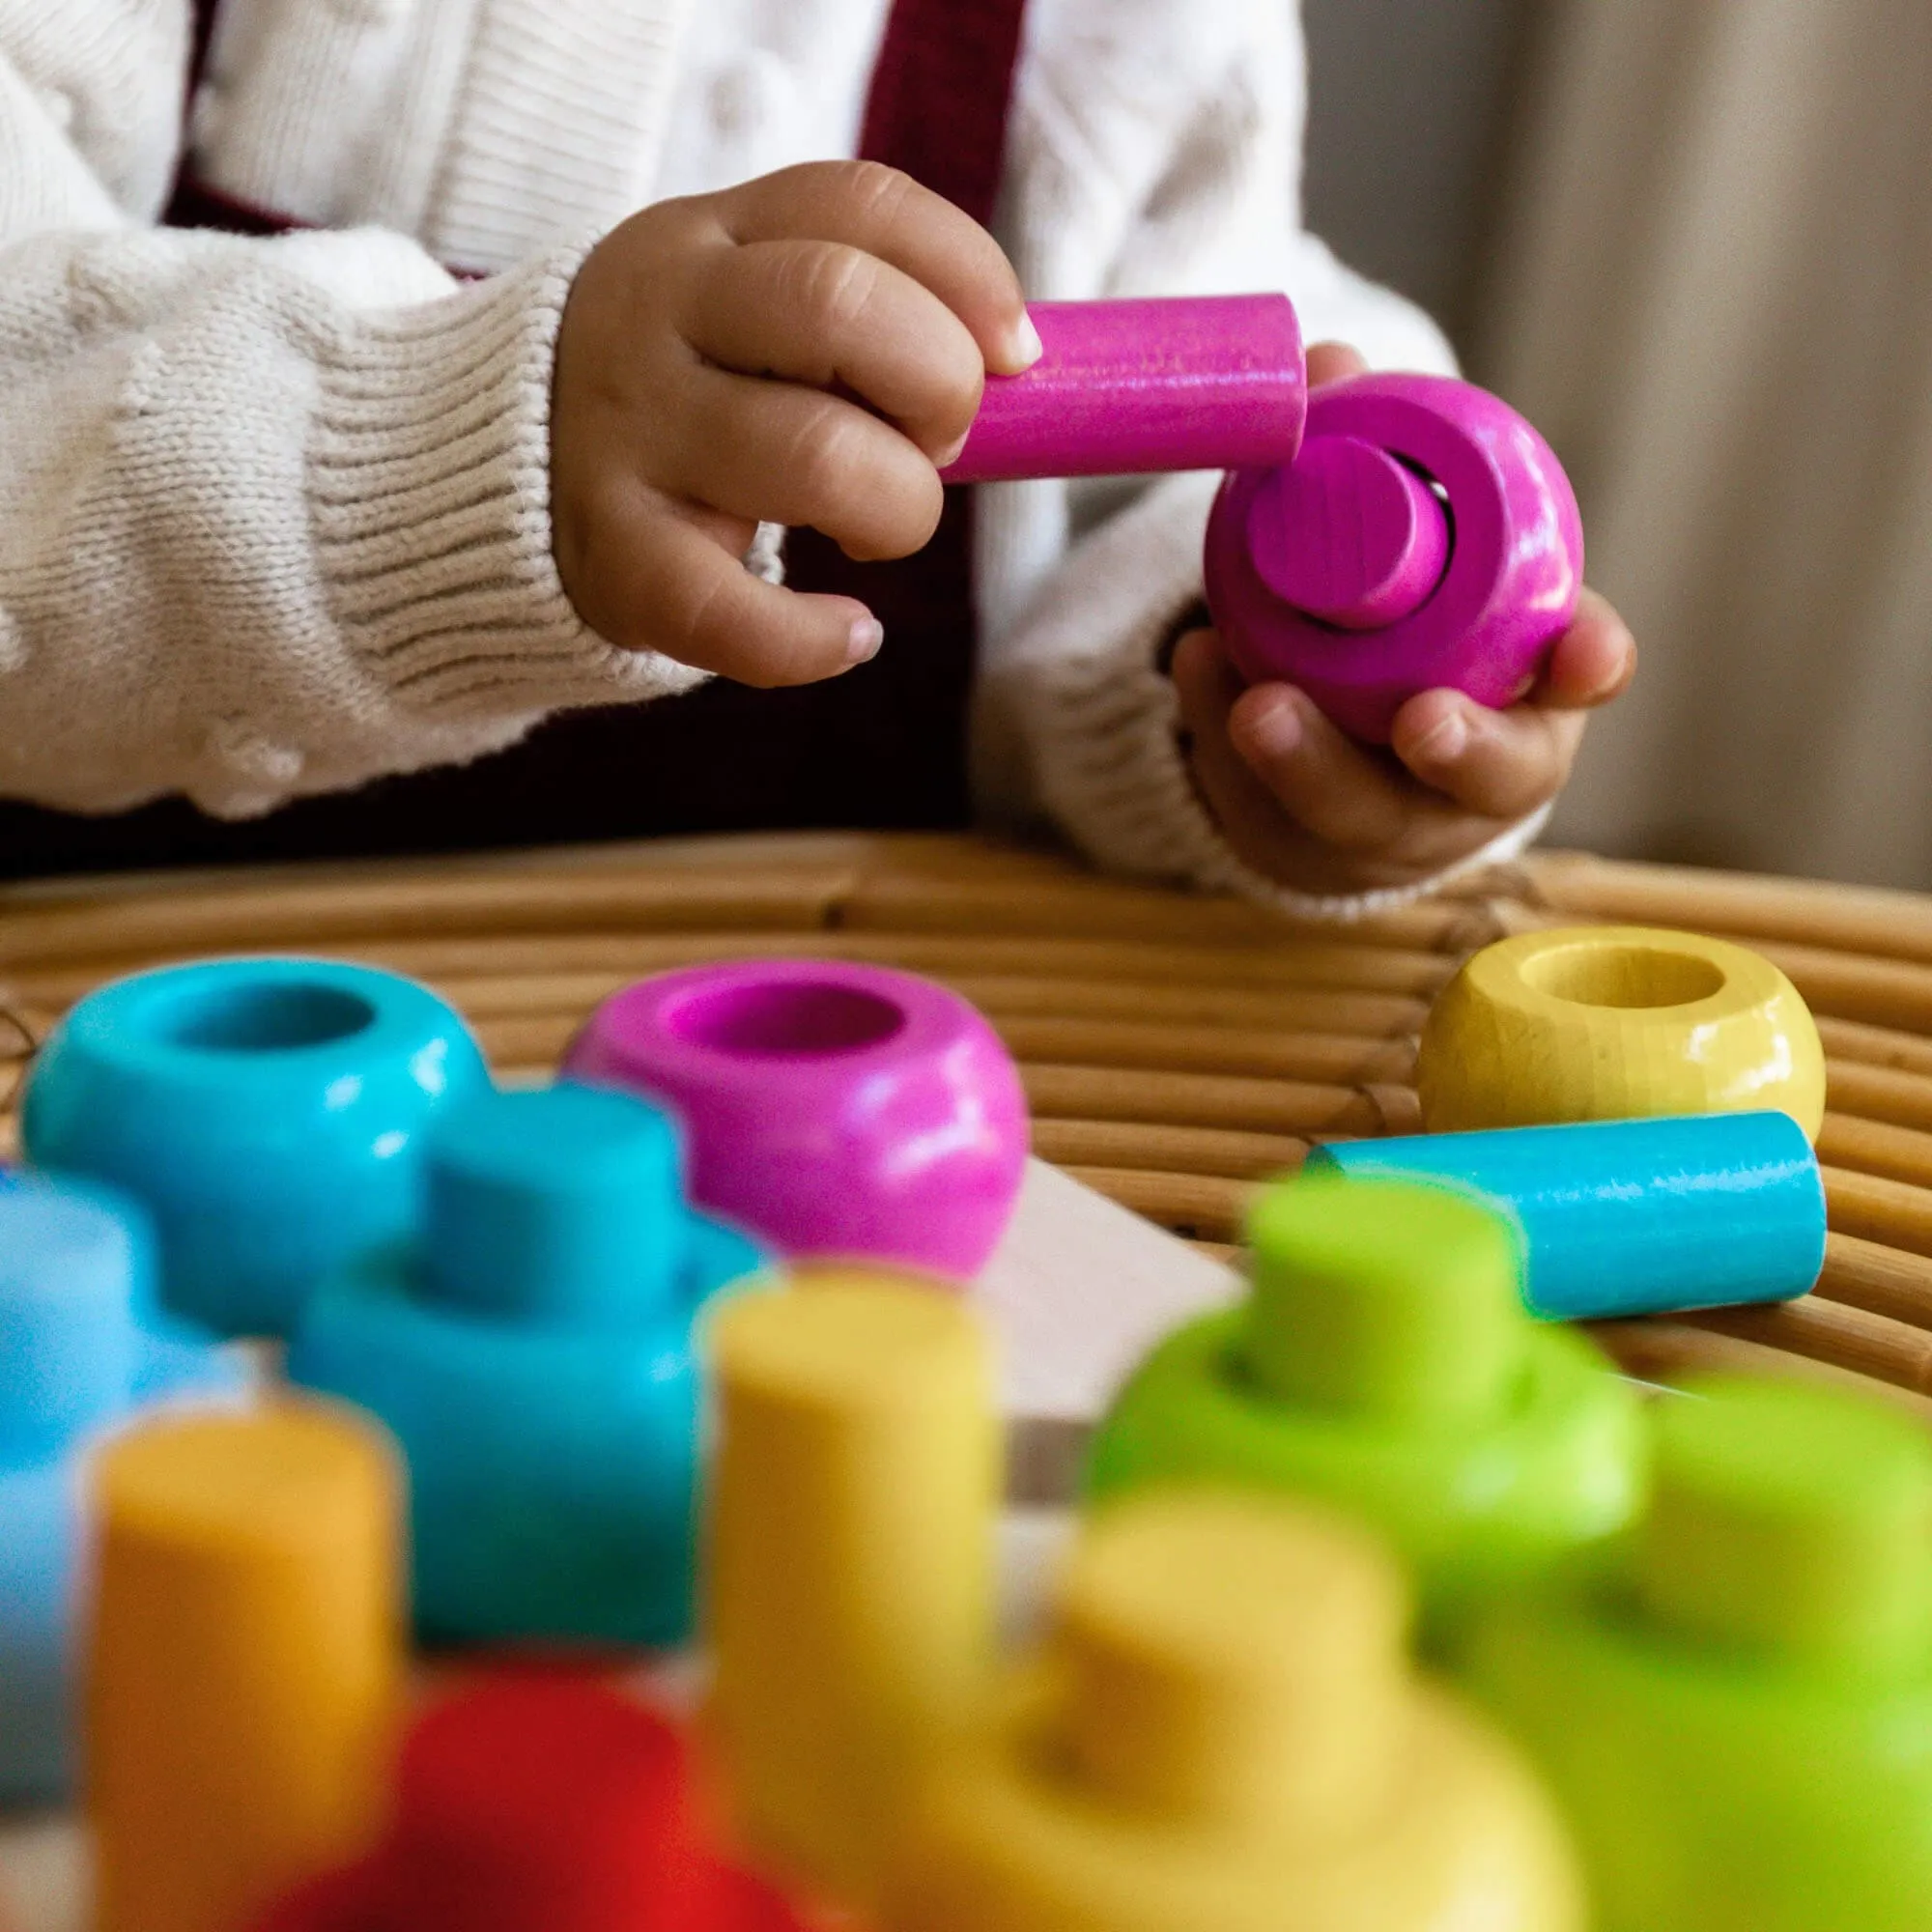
[551,161,1038,686]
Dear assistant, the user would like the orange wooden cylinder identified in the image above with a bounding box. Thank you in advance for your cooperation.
[87,1402,405,1932]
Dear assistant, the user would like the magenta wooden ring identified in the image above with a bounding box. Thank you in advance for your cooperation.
[561,962,1029,1282]
[1207,373,1584,743]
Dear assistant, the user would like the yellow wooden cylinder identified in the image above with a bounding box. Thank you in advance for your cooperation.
[885,1491,1584,1932]
[705,1274,999,1906]
[1054,1492,1407,1839]
[1417,925,1826,1138]
[88,1402,404,1932]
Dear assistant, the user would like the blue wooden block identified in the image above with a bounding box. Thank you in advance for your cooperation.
[287,1083,771,1648]
[21,956,491,1337]
[1306,1111,1825,1321]
[0,1176,246,1802]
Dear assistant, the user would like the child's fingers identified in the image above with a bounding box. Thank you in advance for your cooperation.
[717,161,1037,374]
[684,240,985,460]
[1304,340,1370,386]
[1170,623,1248,731]
[1171,631,1320,860]
[1391,688,1585,820]
[617,504,882,686]
[568,483,881,688]
[1223,681,1417,851]
[669,365,942,561]
[1536,586,1638,709]
[1173,628,1532,891]
[1387,592,1633,815]
[1174,629,1414,857]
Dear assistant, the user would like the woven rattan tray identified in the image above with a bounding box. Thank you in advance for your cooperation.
[6,830,1932,1416]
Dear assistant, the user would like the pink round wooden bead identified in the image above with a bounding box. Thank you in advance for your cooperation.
[1207,374,1584,744]
[561,961,1029,1282]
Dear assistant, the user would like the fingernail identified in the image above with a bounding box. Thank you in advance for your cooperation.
[847,615,884,665]
[1413,708,1469,765]
[1006,311,1044,371]
[1245,696,1302,762]
[935,431,970,469]
[1588,639,1637,701]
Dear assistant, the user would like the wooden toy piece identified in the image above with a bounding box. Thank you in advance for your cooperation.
[1417,925,1825,1139]
[1246,431,1450,629]
[1465,1374,1932,1931]
[248,1674,822,1932]
[89,1401,403,1932]
[21,956,490,1336]
[1085,1172,1643,1642]
[707,1274,999,1906]
[938,297,1581,745]
[941,297,1307,482]
[1308,1111,1826,1321]
[0,1175,244,1804]
[288,1083,769,1646]
[885,1491,1585,1932]
[1208,375,1582,743]
[565,960,1030,1281]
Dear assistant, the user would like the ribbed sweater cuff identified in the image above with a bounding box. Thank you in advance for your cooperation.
[1027,470,1550,923]
[307,239,704,726]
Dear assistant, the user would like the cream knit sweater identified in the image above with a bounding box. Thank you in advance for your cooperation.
[0,0,1538,911]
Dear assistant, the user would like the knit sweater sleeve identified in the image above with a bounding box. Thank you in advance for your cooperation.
[0,13,699,820]
[976,0,1549,920]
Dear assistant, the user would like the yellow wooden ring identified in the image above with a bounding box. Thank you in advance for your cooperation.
[1416,925,1825,1140]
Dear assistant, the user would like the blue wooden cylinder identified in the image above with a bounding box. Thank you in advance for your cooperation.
[0,1176,246,1803]
[287,1085,771,1646]
[1305,1111,1825,1321]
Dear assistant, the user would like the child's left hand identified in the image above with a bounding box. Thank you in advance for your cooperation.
[1170,342,1636,900]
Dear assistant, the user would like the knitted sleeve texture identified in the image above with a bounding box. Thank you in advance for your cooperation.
[0,5,698,819]
[1,0,1556,896]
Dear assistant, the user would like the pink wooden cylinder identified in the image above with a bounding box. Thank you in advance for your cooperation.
[942,297,1307,482]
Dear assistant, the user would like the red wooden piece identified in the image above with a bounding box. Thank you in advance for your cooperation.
[247,1674,824,1932]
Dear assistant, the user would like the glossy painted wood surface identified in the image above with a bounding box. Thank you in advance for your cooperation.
[0,831,1928,1424]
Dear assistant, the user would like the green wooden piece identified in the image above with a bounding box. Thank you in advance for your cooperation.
[1085,1173,1645,1643]
[1466,1373,1932,1931]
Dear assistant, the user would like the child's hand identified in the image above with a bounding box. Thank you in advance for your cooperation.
[1171,343,1636,899]
[551,161,1037,686]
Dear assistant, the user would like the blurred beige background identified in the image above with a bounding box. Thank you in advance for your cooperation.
[1303,0,1932,890]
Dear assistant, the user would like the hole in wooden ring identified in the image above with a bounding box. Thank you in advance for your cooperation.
[1520,942,1725,1011]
